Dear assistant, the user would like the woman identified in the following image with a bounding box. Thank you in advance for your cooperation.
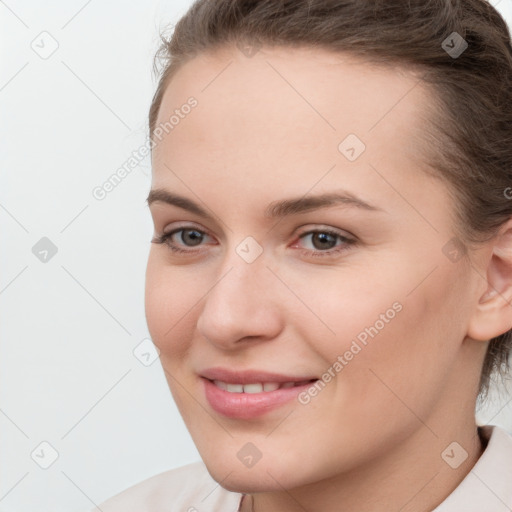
[89,0,512,510]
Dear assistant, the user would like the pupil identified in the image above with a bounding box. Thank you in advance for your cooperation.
[183,229,203,246]
[313,232,335,250]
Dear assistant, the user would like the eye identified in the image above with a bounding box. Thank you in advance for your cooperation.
[293,228,356,258]
[151,227,213,254]
[152,225,356,258]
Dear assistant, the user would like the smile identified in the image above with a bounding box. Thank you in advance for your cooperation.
[212,380,316,393]
[202,377,319,419]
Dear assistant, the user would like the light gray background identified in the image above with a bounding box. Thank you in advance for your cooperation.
[1,1,512,511]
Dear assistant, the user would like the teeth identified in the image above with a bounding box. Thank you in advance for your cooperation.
[243,383,263,393]
[213,380,227,390]
[212,380,307,393]
[226,383,244,393]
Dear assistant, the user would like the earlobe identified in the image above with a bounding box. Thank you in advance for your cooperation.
[467,218,512,342]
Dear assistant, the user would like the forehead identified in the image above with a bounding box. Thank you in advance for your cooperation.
[155,45,430,150]
[152,45,436,202]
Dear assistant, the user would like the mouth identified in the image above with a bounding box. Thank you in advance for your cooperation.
[209,379,317,393]
[201,375,319,419]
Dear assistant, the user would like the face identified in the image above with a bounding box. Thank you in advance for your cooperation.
[145,46,484,492]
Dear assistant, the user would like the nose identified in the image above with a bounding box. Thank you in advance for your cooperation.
[196,252,283,350]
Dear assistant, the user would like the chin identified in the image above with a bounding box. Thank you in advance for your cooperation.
[202,456,307,493]
[210,468,286,493]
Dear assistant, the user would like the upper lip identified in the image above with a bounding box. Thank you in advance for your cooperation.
[200,367,318,384]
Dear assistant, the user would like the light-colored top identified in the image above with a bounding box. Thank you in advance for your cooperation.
[88,424,512,512]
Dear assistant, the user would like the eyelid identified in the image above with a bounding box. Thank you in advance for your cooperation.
[161,220,211,234]
[295,224,355,239]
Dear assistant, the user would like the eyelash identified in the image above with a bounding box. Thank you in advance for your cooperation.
[151,226,356,258]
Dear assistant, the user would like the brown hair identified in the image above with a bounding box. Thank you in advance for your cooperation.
[148,0,512,402]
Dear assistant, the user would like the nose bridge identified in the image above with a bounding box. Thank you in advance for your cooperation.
[206,243,270,316]
[212,233,272,302]
[196,241,281,346]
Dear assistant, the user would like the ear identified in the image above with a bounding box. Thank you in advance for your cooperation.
[467,218,512,341]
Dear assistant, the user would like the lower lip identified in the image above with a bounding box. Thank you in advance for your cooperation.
[202,378,318,419]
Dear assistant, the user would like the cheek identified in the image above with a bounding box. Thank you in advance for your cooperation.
[310,257,466,406]
[145,258,200,414]
[145,256,197,357]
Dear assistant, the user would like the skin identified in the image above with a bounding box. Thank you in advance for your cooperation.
[145,45,512,512]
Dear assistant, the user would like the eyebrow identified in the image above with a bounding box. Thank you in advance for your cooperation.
[146,188,385,220]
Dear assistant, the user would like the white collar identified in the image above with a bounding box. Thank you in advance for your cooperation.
[432,424,512,511]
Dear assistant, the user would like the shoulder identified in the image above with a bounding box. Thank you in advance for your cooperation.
[88,460,243,512]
